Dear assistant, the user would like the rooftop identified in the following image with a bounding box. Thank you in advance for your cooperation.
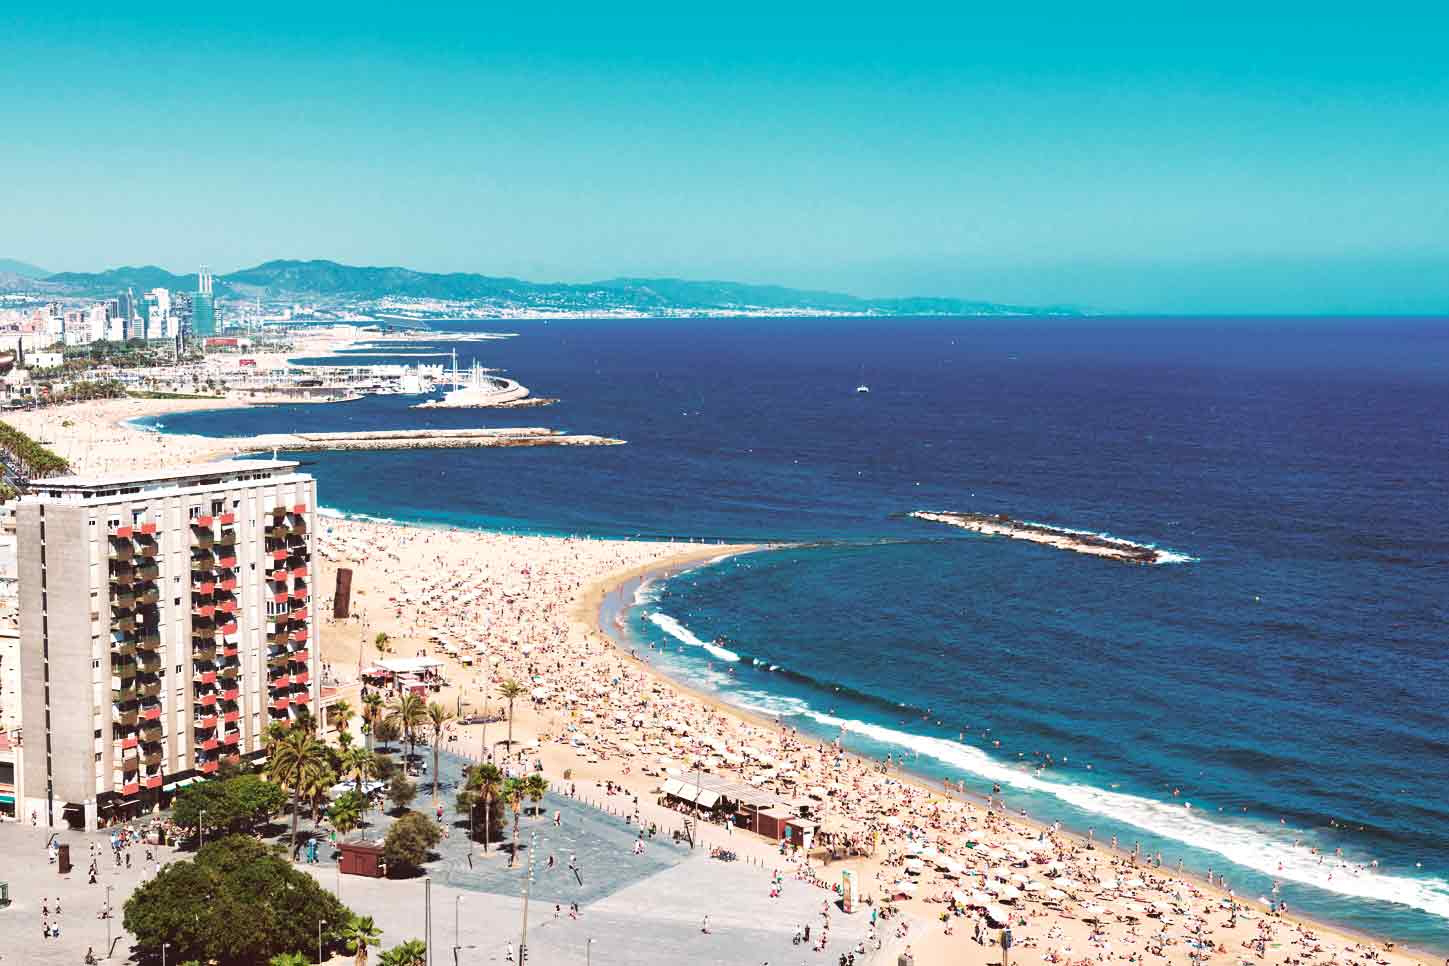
[25,459,305,500]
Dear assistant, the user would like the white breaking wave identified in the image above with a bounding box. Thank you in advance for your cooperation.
[766,704,1449,918]
[647,612,740,662]
[632,579,662,607]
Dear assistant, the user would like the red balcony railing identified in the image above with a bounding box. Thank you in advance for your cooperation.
[145,775,163,789]
[122,781,141,796]
[223,708,240,722]
[223,731,240,745]
[218,554,237,568]
[139,521,157,535]
[293,691,311,705]
[198,693,217,707]
[219,577,237,591]
[291,565,309,579]
[272,697,290,711]
[121,736,138,750]
[219,512,235,525]
[199,760,219,775]
[196,713,217,729]
[196,515,213,527]
[291,648,309,663]
[291,671,309,685]
[141,705,161,721]
[201,737,219,751]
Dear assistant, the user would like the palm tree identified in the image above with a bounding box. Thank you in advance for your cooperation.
[460,763,502,852]
[342,746,379,800]
[328,698,355,744]
[268,726,329,858]
[269,953,311,966]
[361,692,386,751]
[303,763,338,827]
[503,776,526,866]
[523,773,549,819]
[387,693,428,769]
[338,914,383,966]
[379,939,427,966]
[425,701,454,803]
[373,716,402,752]
[329,793,364,841]
[497,680,527,757]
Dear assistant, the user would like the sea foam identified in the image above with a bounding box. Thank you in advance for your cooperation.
[779,704,1449,918]
[647,612,741,662]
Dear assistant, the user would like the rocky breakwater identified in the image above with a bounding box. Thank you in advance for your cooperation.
[911,510,1187,564]
[236,427,625,453]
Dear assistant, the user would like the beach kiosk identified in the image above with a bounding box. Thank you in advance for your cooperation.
[338,840,387,878]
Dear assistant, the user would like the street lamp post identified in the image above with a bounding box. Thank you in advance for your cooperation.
[454,896,462,966]
[518,832,538,965]
[162,942,171,966]
[105,884,113,957]
[424,876,432,966]
[587,937,596,966]
[318,919,327,964]
[199,807,205,849]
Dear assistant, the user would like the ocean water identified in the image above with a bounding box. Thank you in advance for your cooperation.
[145,317,1449,948]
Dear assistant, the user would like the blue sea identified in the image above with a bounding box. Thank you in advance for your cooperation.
[144,317,1449,949]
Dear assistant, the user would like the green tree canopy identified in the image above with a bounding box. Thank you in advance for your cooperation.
[123,836,349,966]
[387,772,417,814]
[379,939,427,966]
[172,774,287,838]
[382,810,441,876]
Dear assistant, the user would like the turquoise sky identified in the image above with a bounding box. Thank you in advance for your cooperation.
[4,3,1447,313]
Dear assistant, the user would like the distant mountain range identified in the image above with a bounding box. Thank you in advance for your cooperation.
[12,258,1075,317]
[0,258,50,279]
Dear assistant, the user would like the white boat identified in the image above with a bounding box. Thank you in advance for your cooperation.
[856,384,870,394]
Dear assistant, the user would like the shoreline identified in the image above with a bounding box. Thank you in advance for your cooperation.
[582,551,1443,964]
[11,395,1441,964]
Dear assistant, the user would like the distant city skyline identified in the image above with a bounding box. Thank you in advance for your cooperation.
[3,4,1447,314]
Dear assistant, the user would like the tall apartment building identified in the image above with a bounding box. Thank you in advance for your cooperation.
[17,460,316,829]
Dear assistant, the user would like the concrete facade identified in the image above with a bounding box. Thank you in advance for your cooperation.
[16,460,316,829]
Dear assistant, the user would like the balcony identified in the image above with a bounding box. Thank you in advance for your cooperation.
[218,599,237,615]
[143,750,162,767]
[290,628,308,643]
[139,521,157,535]
[195,515,214,528]
[135,562,160,581]
[217,529,237,547]
[122,781,141,796]
[113,639,137,658]
[290,607,308,622]
[219,577,237,591]
[270,548,288,562]
[272,591,289,605]
[291,564,309,579]
[109,541,134,561]
[134,538,158,559]
[201,737,219,752]
[217,553,237,569]
[195,670,217,685]
[145,775,163,790]
[293,503,307,514]
[137,649,161,669]
[137,633,162,651]
[221,687,240,701]
[195,713,218,729]
[109,566,136,587]
[112,686,137,704]
[291,648,310,663]
[223,708,240,722]
[120,735,139,750]
[110,524,134,539]
[120,755,140,773]
[269,673,291,689]
[291,671,310,685]
[270,568,288,583]
[271,696,290,711]
[192,603,216,620]
[140,705,162,722]
[223,731,240,746]
[195,579,216,595]
[112,615,136,633]
[292,691,311,705]
[193,643,217,662]
[198,760,219,775]
[221,642,238,656]
[112,591,136,610]
[138,587,160,605]
[113,707,139,726]
[138,679,162,699]
[139,722,163,743]
[219,512,235,526]
[197,692,217,707]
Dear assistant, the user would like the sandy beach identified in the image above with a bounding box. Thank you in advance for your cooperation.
[18,396,1439,966]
